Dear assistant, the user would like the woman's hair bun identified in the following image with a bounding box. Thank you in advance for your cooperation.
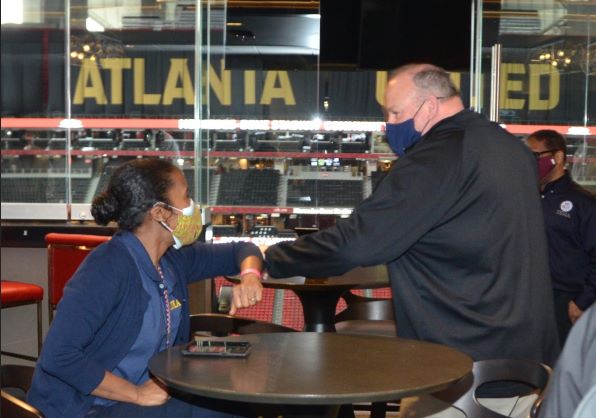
[91,192,120,226]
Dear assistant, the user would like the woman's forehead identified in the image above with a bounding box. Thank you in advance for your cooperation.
[169,169,188,191]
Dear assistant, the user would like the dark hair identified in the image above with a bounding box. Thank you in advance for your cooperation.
[91,159,178,231]
[528,129,567,158]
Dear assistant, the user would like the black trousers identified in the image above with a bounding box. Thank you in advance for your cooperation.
[553,289,576,348]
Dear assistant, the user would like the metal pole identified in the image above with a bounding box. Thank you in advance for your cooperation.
[489,43,501,122]
[65,0,72,218]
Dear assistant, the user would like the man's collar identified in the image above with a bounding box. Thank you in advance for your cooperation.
[543,171,572,193]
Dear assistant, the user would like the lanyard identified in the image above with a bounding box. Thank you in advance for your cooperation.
[156,265,171,347]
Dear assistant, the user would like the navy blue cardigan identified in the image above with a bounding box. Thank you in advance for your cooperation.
[28,231,261,418]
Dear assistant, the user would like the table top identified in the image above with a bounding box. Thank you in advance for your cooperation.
[149,332,472,405]
[227,264,390,291]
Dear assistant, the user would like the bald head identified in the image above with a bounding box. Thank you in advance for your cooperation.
[388,63,460,103]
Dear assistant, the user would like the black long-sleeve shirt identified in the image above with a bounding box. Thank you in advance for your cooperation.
[541,172,596,310]
[266,109,560,366]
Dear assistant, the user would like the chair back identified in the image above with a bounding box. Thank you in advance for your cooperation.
[1,364,45,418]
[190,313,296,338]
[335,291,395,322]
[1,391,45,418]
[433,359,552,418]
[1,364,35,393]
[45,233,111,321]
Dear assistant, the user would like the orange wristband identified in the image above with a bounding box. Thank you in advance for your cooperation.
[240,268,262,279]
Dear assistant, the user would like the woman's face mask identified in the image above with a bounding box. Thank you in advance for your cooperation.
[157,199,203,249]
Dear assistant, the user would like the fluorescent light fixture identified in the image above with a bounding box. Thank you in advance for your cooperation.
[1,0,23,24]
[323,121,384,132]
[86,17,105,32]
[239,119,270,131]
[271,119,320,131]
[567,126,590,136]
[307,34,320,51]
[59,119,83,129]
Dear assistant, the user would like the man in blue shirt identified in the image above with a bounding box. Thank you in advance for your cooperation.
[526,129,596,347]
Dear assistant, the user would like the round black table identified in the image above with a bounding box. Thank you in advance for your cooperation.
[227,265,390,332]
[149,332,473,417]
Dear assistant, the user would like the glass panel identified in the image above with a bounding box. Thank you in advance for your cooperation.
[474,0,595,124]
[473,0,595,191]
[1,1,66,118]
[494,1,594,125]
[1,1,68,213]
[1,129,69,203]
[206,2,324,233]
[68,0,221,214]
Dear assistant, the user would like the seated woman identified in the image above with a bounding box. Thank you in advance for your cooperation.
[27,158,264,418]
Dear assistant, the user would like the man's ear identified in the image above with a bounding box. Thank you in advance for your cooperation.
[426,96,440,117]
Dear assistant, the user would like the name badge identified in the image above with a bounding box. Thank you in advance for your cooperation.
[169,299,182,310]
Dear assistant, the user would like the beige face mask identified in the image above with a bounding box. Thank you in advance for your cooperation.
[157,199,203,249]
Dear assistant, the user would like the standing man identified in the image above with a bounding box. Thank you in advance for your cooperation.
[265,64,559,415]
[526,129,596,347]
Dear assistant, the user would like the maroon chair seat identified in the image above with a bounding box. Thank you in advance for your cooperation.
[1,280,44,362]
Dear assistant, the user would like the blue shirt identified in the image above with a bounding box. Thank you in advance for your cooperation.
[94,233,182,406]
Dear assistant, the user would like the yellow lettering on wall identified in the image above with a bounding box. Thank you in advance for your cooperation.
[260,71,296,105]
[73,59,107,105]
[529,64,559,110]
[450,72,461,92]
[133,58,161,105]
[244,70,256,105]
[375,71,387,107]
[100,58,132,105]
[500,63,526,110]
[162,58,194,105]
[209,60,232,105]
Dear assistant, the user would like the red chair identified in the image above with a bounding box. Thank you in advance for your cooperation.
[1,280,44,362]
[45,233,111,322]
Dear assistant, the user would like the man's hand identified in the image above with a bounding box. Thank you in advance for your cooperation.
[568,300,584,324]
[229,274,263,315]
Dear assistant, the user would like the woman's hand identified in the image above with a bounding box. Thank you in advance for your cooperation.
[230,273,263,315]
[92,372,170,406]
[135,378,170,406]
